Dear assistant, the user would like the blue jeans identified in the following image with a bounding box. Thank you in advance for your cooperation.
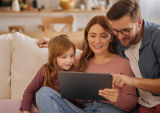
[36,87,126,113]
[36,87,85,113]
[83,101,127,113]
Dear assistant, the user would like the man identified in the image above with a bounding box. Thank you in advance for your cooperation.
[106,0,160,113]
[37,0,160,112]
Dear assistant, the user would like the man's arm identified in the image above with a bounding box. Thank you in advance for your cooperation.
[133,78,160,95]
[113,74,160,95]
[71,38,84,50]
[37,37,84,50]
[37,37,50,48]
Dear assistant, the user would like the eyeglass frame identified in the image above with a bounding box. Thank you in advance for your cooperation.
[112,23,136,37]
[112,27,134,36]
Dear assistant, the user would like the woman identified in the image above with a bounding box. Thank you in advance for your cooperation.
[76,15,137,113]
[36,15,137,113]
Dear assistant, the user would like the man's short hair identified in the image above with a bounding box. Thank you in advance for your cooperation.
[107,0,141,23]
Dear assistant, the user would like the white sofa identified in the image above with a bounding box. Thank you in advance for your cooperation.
[0,32,82,113]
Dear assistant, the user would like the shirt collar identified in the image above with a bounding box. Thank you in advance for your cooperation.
[140,19,151,50]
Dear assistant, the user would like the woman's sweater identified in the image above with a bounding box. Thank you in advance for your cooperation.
[77,54,137,112]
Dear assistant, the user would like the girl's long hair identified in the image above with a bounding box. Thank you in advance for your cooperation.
[79,15,116,72]
[42,35,76,91]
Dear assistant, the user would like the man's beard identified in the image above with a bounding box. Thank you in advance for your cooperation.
[121,27,139,47]
[129,30,138,46]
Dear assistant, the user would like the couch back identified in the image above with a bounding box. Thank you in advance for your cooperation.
[0,32,82,100]
[0,33,12,99]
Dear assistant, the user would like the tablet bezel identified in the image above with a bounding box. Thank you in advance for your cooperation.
[58,71,112,101]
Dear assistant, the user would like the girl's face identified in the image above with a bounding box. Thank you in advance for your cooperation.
[87,24,112,55]
[57,47,75,71]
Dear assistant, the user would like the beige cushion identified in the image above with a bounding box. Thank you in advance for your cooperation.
[0,33,12,99]
[0,99,40,113]
[11,32,82,100]
[11,32,48,99]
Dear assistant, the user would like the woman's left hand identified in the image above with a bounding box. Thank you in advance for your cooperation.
[99,85,119,102]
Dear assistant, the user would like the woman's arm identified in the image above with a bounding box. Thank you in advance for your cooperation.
[99,59,137,112]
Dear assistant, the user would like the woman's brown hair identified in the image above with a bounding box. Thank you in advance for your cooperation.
[42,35,76,91]
[79,15,116,72]
[107,0,141,23]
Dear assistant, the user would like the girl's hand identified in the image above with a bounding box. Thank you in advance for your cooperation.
[99,85,118,102]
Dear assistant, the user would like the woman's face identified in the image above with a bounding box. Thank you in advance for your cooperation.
[87,24,112,55]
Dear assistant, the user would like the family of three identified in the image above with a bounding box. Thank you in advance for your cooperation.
[21,0,160,113]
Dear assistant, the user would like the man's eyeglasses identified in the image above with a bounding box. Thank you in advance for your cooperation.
[112,28,133,36]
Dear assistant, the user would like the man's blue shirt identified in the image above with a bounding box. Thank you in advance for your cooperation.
[113,20,160,96]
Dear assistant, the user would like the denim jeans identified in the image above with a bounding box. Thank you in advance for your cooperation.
[36,87,126,113]
[83,101,127,113]
[36,87,85,113]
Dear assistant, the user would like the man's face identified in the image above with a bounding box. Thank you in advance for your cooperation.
[111,15,139,47]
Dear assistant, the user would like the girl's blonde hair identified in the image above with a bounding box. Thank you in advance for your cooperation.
[42,35,76,91]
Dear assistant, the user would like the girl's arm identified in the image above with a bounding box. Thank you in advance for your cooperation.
[21,67,44,112]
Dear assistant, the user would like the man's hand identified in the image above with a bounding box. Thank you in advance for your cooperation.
[37,37,50,48]
[113,74,135,87]
[99,85,118,102]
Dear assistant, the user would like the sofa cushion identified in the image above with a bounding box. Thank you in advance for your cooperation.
[11,32,48,99]
[0,33,12,99]
[0,99,40,113]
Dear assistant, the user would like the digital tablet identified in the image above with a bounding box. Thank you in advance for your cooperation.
[58,71,112,101]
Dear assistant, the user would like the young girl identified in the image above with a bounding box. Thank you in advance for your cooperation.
[21,34,80,113]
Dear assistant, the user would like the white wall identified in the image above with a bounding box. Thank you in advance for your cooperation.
[29,0,80,9]
[139,0,160,24]
[0,12,106,32]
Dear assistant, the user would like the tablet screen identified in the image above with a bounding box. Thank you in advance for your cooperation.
[58,71,112,101]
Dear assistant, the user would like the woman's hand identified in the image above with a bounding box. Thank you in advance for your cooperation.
[99,85,118,102]
[37,37,50,48]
